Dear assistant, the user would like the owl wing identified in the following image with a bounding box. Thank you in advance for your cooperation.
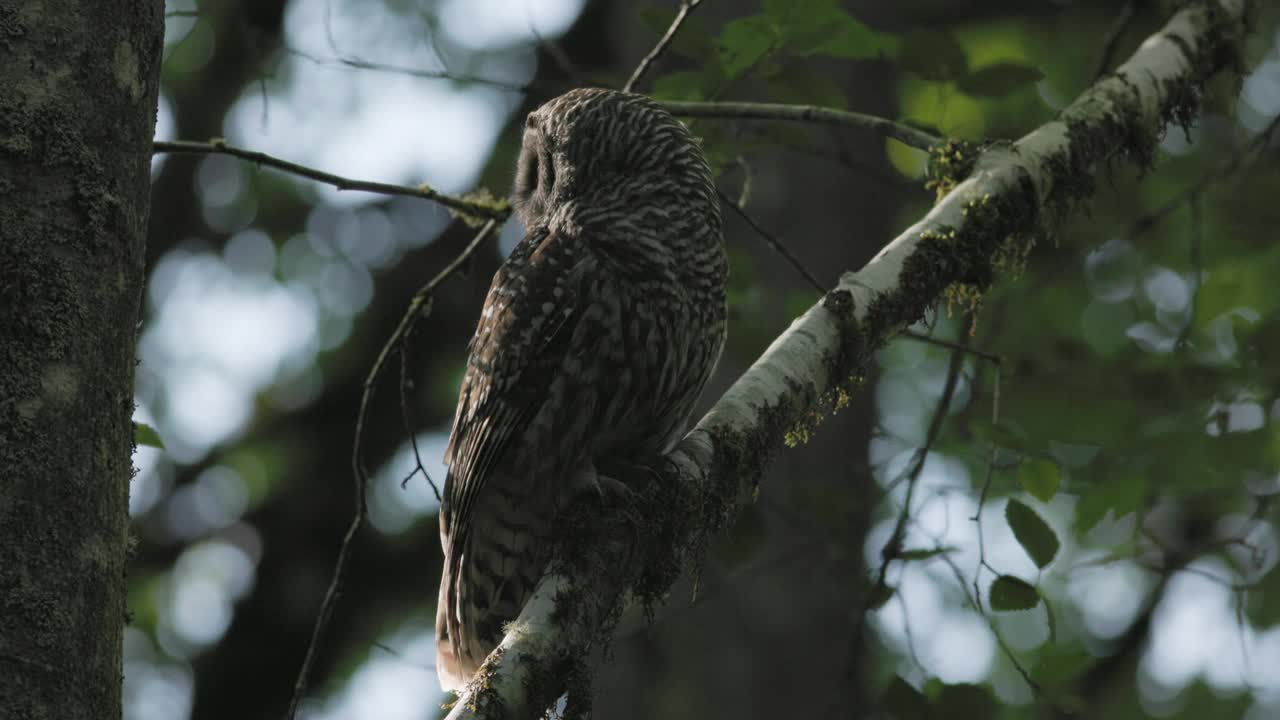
[437,226,592,682]
[442,226,586,532]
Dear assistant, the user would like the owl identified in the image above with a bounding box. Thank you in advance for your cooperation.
[435,88,727,691]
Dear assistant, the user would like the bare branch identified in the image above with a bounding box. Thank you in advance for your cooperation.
[901,330,1002,365]
[662,100,944,151]
[398,338,441,501]
[856,331,968,657]
[287,220,501,720]
[623,0,705,93]
[281,45,532,94]
[717,188,828,293]
[525,8,587,86]
[719,185,1003,364]
[937,551,1040,694]
[1093,1,1139,81]
[152,139,509,221]
[1131,110,1280,234]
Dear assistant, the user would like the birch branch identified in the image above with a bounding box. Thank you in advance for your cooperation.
[446,2,1252,717]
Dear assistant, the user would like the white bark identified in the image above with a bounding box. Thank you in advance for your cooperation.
[444,2,1250,717]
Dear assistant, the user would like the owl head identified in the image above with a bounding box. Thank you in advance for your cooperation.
[512,88,717,232]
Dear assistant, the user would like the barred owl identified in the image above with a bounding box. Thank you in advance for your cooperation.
[434,88,727,691]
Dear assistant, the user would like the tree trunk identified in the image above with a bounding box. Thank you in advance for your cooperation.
[0,2,165,718]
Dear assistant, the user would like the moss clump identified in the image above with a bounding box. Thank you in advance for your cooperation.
[1044,0,1250,227]
[925,138,981,202]
[464,645,507,716]
[451,187,512,227]
[864,169,1038,347]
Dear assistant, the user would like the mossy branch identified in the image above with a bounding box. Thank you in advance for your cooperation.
[151,139,511,222]
[444,2,1253,717]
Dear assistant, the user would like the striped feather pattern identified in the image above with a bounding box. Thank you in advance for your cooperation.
[435,89,727,690]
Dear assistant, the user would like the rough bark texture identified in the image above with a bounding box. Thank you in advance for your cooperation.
[0,2,165,718]
[444,1,1253,717]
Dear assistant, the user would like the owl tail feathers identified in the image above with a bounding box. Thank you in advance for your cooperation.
[435,605,480,691]
[435,580,473,692]
[434,632,468,692]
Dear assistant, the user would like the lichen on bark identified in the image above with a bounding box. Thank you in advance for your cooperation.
[0,2,165,718]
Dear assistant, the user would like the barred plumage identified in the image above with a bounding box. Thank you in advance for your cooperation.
[435,88,727,691]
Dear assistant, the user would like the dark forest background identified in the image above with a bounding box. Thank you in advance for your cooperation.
[129,1,1280,718]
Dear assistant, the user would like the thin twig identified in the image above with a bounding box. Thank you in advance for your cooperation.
[869,334,967,596]
[716,188,827,293]
[526,7,586,86]
[286,220,500,720]
[372,641,438,670]
[901,330,1002,365]
[663,100,943,151]
[623,0,704,93]
[937,551,1041,696]
[894,586,924,671]
[1176,195,1202,350]
[970,360,1003,595]
[282,45,530,93]
[152,140,509,221]
[1093,1,1138,81]
[398,338,441,501]
[720,187,1003,366]
[1131,111,1280,235]
[777,135,913,187]
[847,341,967,704]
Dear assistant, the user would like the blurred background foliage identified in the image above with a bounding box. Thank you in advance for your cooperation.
[132,0,1280,718]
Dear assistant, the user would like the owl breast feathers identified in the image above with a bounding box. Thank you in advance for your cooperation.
[435,87,727,691]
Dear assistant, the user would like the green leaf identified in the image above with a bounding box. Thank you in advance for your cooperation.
[1074,475,1146,532]
[866,581,896,610]
[764,63,848,109]
[1005,498,1060,568]
[883,675,929,719]
[970,418,1037,453]
[638,7,716,61]
[802,16,892,59]
[896,28,967,82]
[1031,645,1094,688]
[651,71,706,101]
[718,15,778,79]
[763,0,889,59]
[133,422,165,450]
[989,574,1040,611]
[1017,458,1061,502]
[933,683,998,719]
[956,62,1045,97]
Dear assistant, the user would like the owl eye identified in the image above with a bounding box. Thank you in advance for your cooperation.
[516,147,539,198]
[538,147,556,193]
